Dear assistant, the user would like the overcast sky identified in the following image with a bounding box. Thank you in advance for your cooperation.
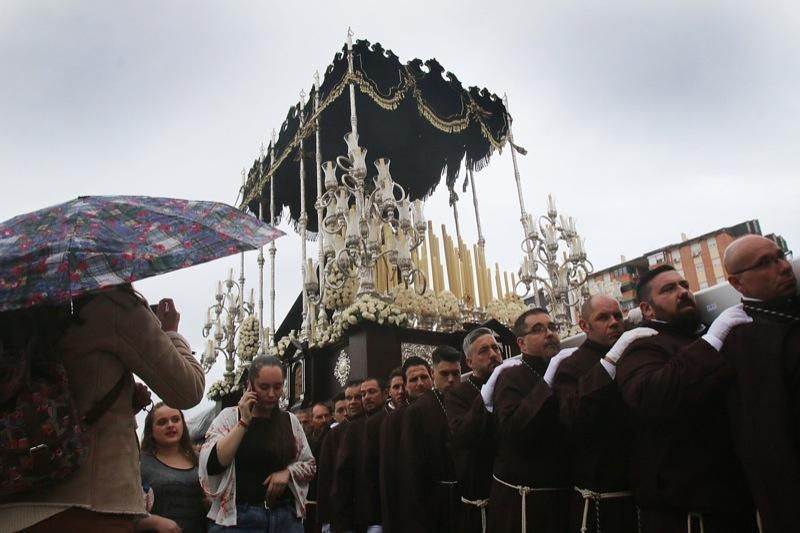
[2,1,798,414]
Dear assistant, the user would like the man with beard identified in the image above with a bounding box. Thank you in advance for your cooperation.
[331,378,387,532]
[719,235,800,532]
[488,308,572,533]
[379,356,432,533]
[387,367,406,409]
[318,381,363,533]
[306,402,333,533]
[614,265,757,532]
[400,345,462,533]
[446,327,502,533]
[552,294,639,532]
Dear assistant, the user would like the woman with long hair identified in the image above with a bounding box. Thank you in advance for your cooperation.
[0,285,205,532]
[199,355,315,532]
[140,402,207,533]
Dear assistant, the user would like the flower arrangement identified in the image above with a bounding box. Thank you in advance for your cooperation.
[391,285,422,315]
[268,329,299,358]
[207,379,240,402]
[437,291,461,320]
[419,290,439,318]
[236,315,260,362]
[322,263,357,310]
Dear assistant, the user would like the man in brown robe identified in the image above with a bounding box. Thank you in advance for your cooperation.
[552,294,639,533]
[332,377,387,533]
[358,377,391,532]
[488,308,572,533]
[446,327,502,533]
[615,264,758,533]
[400,345,462,533]
[379,356,432,533]
[306,402,333,533]
[387,367,406,409]
[318,381,363,532]
[720,235,800,532]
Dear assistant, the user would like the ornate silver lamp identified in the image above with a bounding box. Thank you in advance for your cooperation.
[200,268,259,384]
[515,194,593,326]
[304,133,428,305]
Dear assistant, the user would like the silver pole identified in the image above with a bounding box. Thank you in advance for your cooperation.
[269,130,277,342]
[346,27,358,138]
[257,198,265,334]
[239,170,246,320]
[298,92,310,340]
[449,186,463,244]
[503,94,541,307]
[314,72,328,327]
[468,166,485,248]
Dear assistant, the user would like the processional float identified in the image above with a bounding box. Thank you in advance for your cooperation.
[202,30,593,406]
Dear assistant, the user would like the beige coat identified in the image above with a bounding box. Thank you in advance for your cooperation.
[0,288,205,530]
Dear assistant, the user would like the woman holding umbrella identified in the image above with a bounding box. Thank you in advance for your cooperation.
[200,355,315,532]
[1,286,205,531]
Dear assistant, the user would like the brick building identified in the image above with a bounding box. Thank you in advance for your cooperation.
[587,220,789,311]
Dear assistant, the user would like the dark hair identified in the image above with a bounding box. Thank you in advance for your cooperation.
[141,402,197,466]
[462,327,497,357]
[512,307,549,337]
[248,355,285,384]
[432,345,461,365]
[362,376,387,390]
[636,265,676,304]
[332,392,346,403]
[388,367,404,383]
[311,401,331,413]
[402,355,431,379]
[344,379,364,391]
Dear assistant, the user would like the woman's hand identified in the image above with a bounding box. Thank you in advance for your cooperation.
[155,298,180,332]
[237,385,257,425]
[263,469,290,505]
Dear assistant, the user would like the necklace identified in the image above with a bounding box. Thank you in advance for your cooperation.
[466,377,482,394]
[521,358,542,380]
[743,304,800,322]
[433,389,447,416]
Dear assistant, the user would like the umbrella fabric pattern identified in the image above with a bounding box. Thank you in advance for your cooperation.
[0,195,284,312]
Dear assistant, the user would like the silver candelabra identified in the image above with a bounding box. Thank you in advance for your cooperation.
[200,268,259,384]
[515,194,593,326]
[304,132,428,307]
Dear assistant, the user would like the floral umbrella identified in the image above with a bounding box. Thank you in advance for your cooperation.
[0,195,284,312]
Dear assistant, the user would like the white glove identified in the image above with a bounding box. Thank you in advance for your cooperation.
[605,327,659,365]
[481,358,522,413]
[703,304,753,351]
[543,347,578,386]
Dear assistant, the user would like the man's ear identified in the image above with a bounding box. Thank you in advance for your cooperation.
[516,336,526,353]
[578,318,590,335]
[639,301,654,321]
[728,274,744,294]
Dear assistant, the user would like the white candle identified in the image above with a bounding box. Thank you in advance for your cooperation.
[227,268,233,283]
[217,281,223,297]
[206,308,211,326]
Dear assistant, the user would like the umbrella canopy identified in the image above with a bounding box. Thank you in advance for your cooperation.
[0,195,284,312]
[241,38,512,234]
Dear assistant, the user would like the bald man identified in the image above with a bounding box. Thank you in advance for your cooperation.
[551,295,638,532]
[719,235,800,532]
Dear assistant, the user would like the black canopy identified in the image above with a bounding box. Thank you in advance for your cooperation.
[241,39,512,234]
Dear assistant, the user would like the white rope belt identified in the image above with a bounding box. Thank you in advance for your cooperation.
[574,486,634,533]
[306,500,317,505]
[493,474,568,533]
[687,511,704,533]
[461,496,490,533]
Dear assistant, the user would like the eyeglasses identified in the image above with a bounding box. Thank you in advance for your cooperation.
[520,323,559,336]
[731,250,788,275]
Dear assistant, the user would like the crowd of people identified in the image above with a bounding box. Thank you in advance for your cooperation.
[0,234,797,533]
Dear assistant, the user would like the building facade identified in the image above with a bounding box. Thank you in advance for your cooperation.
[587,220,789,311]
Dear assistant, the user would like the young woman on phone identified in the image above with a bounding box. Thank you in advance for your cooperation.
[199,355,315,532]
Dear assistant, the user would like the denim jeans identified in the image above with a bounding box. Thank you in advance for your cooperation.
[208,502,303,533]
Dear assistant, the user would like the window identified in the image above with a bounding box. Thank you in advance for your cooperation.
[699,281,709,289]
[707,238,719,258]
[712,258,724,279]
[671,251,681,264]
[648,252,665,267]
[691,243,702,257]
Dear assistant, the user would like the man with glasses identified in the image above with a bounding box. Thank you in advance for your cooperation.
[488,308,572,533]
[446,328,503,533]
[719,234,800,532]
[614,265,757,533]
[551,294,639,532]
